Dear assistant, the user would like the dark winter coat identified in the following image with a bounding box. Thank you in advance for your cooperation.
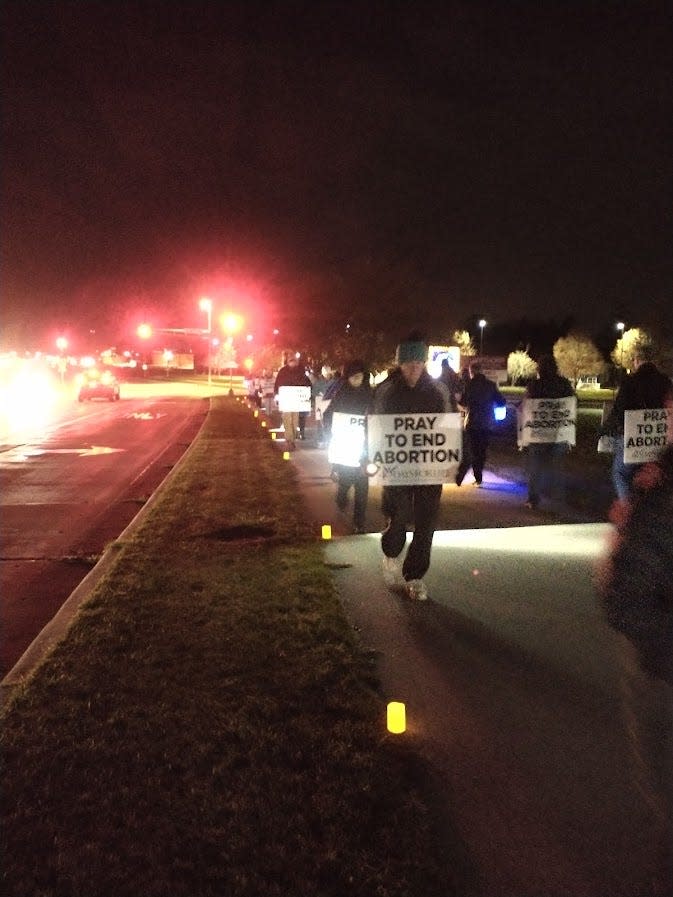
[526,373,574,399]
[603,362,672,436]
[460,372,504,430]
[273,363,311,395]
[372,369,454,415]
[322,381,372,435]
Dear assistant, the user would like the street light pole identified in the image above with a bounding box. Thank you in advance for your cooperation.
[199,298,213,386]
[478,319,486,357]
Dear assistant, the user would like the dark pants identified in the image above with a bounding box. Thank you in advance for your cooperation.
[335,465,368,529]
[612,435,641,500]
[456,428,490,485]
[381,484,442,581]
[527,442,567,506]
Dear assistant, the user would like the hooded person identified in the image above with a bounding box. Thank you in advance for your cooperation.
[454,361,504,487]
[323,359,372,533]
[372,333,454,600]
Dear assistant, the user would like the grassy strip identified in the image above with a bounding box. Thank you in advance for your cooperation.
[1,399,459,897]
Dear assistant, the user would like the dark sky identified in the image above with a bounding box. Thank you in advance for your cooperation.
[2,0,671,350]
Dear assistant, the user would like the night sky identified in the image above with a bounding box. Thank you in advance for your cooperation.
[2,0,671,351]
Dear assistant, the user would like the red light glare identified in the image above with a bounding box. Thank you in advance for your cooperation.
[220,313,243,335]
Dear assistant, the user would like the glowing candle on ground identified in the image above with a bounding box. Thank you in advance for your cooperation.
[321,524,332,540]
[387,702,406,734]
[283,451,290,460]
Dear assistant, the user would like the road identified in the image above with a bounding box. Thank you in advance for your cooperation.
[0,382,211,676]
[283,429,670,897]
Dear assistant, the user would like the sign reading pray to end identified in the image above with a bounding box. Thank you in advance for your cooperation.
[367,413,462,485]
[623,408,669,463]
[517,396,577,447]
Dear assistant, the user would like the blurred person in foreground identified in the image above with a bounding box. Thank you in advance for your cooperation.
[273,353,312,451]
[602,344,672,500]
[454,361,505,487]
[524,354,574,510]
[597,444,673,895]
[322,360,372,534]
[372,332,454,601]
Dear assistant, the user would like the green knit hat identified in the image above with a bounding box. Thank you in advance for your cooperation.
[396,338,428,364]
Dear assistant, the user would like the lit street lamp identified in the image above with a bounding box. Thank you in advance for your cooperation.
[199,297,213,385]
[55,336,68,383]
[615,321,626,386]
[478,319,487,357]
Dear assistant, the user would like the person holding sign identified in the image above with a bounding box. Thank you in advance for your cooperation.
[602,345,672,500]
[274,353,312,451]
[522,354,575,510]
[372,332,454,601]
[323,360,372,534]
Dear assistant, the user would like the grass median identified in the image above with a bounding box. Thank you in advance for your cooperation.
[1,399,461,897]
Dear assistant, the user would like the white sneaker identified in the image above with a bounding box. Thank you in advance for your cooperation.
[382,555,404,587]
[405,579,428,601]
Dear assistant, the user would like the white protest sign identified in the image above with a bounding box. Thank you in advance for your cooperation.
[517,396,577,447]
[327,412,366,467]
[277,385,311,412]
[367,413,462,485]
[623,408,669,463]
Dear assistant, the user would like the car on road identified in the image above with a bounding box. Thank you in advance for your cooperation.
[77,368,120,402]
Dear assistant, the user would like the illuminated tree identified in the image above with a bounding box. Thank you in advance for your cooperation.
[451,330,475,356]
[610,327,651,372]
[507,350,538,385]
[553,332,605,385]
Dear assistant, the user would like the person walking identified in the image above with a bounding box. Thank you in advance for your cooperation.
[454,361,504,487]
[524,354,574,509]
[602,345,672,500]
[437,357,463,407]
[372,332,454,601]
[274,353,312,450]
[322,360,372,534]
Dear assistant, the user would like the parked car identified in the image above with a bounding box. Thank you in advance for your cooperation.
[77,368,120,402]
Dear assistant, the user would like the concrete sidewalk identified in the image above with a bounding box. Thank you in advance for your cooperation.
[279,425,668,897]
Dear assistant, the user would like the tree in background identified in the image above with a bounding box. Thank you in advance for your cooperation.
[507,349,538,385]
[451,330,475,356]
[553,332,605,386]
[305,327,390,376]
[610,327,652,373]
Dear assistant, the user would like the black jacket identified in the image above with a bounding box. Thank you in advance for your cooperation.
[322,381,371,434]
[274,364,311,394]
[526,373,574,399]
[604,363,672,436]
[372,369,453,415]
[460,373,504,430]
